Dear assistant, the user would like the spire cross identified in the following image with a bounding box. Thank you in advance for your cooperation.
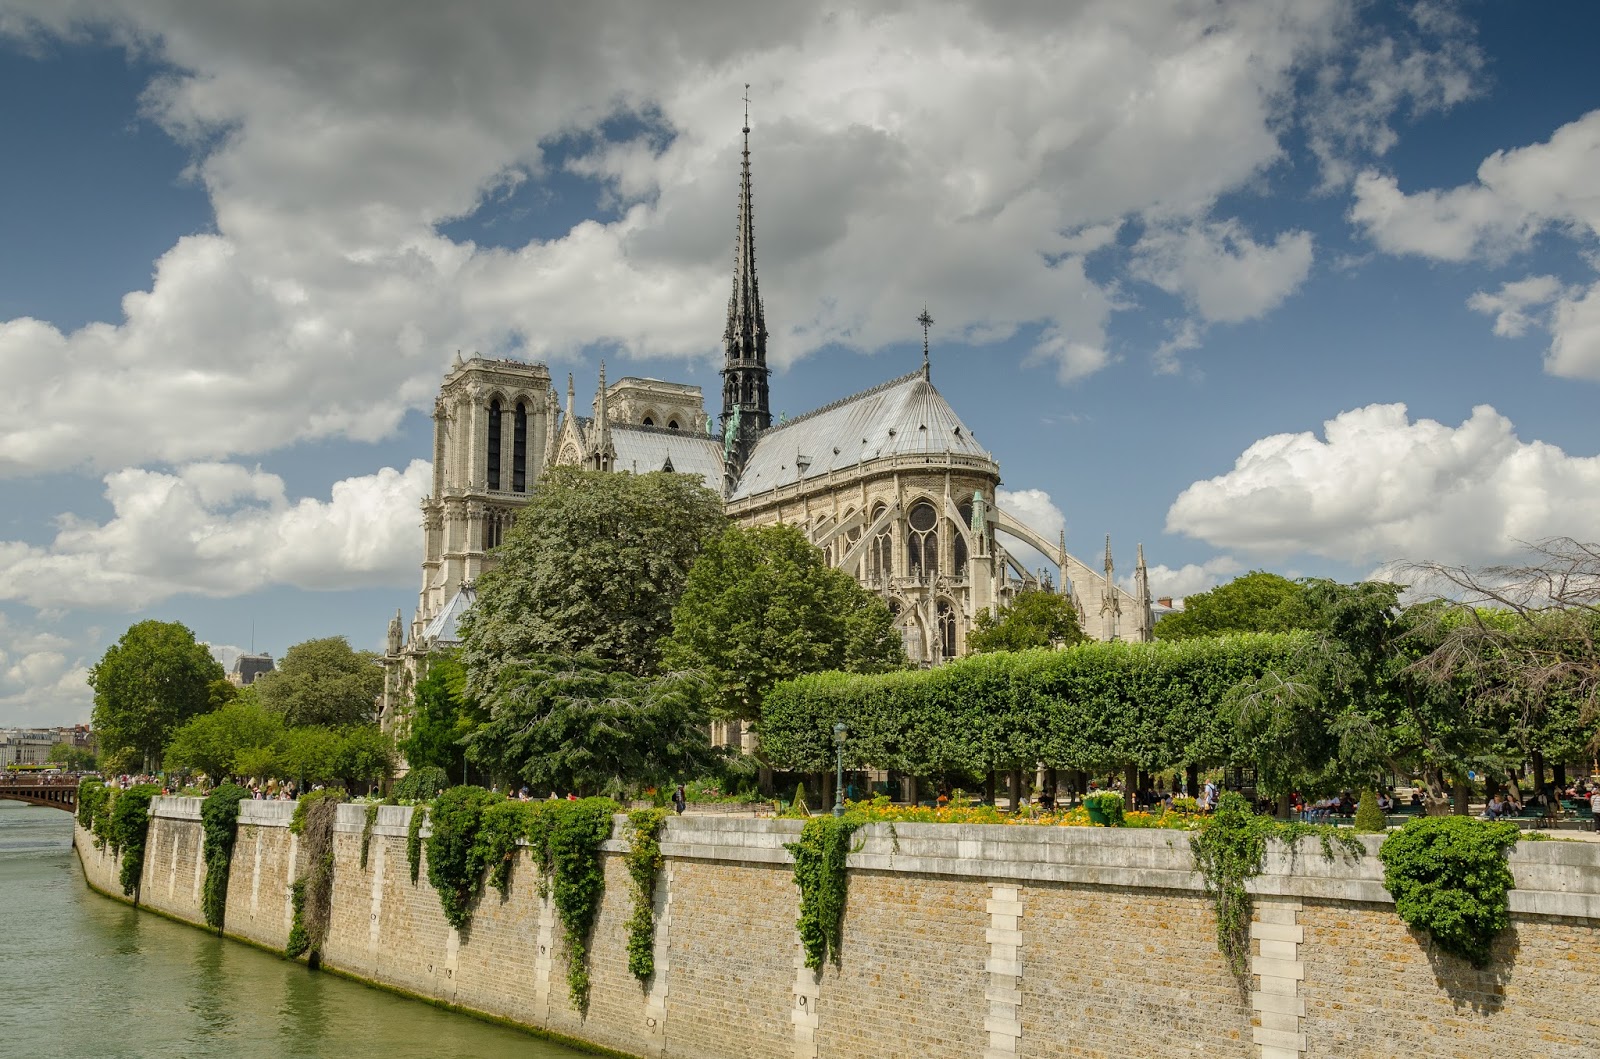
[743,83,750,132]
[917,308,934,377]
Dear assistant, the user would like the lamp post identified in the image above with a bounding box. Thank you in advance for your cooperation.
[832,722,847,818]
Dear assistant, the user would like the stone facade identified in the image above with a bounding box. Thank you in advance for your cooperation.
[76,800,1600,1059]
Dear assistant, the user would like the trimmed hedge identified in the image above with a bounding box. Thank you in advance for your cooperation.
[762,633,1308,774]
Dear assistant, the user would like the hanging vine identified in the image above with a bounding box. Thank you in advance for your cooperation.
[425,786,502,929]
[406,803,428,884]
[624,808,668,982]
[200,783,251,931]
[285,789,344,966]
[106,783,161,900]
[76,777,109,834]
[545,798,617,1011]
[359,802,380,870]
[786,814,862,970]
[1189,793,1362,986]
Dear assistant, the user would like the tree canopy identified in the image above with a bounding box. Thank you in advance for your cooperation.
[662,523,906,722]
[460,467,728,689]
[90,620,225,772]
[399,653,484,783]
[1153,571,1313,640]
[466,653,725,796]
[253,636,384,727]
[966,588,1086,654]
[165,700,287,781]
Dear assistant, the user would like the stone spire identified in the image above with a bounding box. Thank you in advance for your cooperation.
[720,85,772,491]
[565,373,575,421]
[593,359,612,470]
[1134,543,1154,641]
[918,308,934,380]
[1101,534,1121,639]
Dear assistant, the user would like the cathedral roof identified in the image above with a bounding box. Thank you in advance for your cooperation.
[422,585,475,645]
[610,423,724,486]
[728,371,994,501]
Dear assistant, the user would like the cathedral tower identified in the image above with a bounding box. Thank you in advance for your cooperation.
[719,89,771,492]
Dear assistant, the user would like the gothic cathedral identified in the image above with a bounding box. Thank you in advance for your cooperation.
[381,111,1153,733]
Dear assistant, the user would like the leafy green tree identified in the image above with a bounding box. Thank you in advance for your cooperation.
[399,653,484,782]
[90,620,225,772]
[460,467,728,688]
[281,725,345,787]
[966,589,1086,654]
[254,636,383,727]
[662,523,905,722]
[334,725,396,794]
[467,653,726,796]
[1153,571,1313,640]
[47,743,97,771]
[164,700,287,781]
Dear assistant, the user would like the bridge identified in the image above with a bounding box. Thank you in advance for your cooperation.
[0,780,77,811]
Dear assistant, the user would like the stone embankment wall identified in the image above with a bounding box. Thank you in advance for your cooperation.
[75,801,1600,1059]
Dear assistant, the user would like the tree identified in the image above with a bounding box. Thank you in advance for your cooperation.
[280,725,345,787]
[459,467,728,689]
[466,653,726,796]
[662,523,905,722]
[333,726,396,794]
[89,620,225,772]
[399,653,483,783]
[1153,571,1314,640]
[254,636,384,727]
[164,700,287,781]
[47,743,97,771]
[966,589,1086,654]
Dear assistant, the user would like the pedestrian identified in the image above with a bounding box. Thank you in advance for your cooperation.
[671,784,687,815]
[1589,787,1600,832]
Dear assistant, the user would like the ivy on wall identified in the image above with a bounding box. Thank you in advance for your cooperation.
[200,783,251,931]
[359,802,380,870]
[624,808,668,982]
[1189,793,1362,985]
[786,814,862,971]
[106,784,161,900]
[406,805,427,884]
[425,786,503,929]
[286,789,344,966]
[1378,816,1520,966]
[76,777,109,834]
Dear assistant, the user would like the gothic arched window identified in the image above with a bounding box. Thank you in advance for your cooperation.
[486,399,502,491]
[642,416,654,426]
[668,419,680,430]
[513,401,528,492]
[907,501,938,578]
[868,503,892,581]
[938,601,957,659]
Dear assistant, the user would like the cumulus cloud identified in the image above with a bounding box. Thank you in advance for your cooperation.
[1350,109,1600,379]
[0,611,95,724]
[0,1,1485,474]
[1131,557,1246,603]
[1133,221,1315,325]
[1166,403,1600,566]
[0,460,431,610]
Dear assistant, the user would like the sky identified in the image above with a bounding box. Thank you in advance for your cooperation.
[1,1,1597,727]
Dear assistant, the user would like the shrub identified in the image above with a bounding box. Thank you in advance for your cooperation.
[1084,791,1125,826]
[425,785,502,929]
[1378,816,1520,966]
[786,814,862,970]
[1353,790,1387,833]
[394,765,450,803]
[106,784,160,898]
[625,808,668,982]
[76,778,109,832]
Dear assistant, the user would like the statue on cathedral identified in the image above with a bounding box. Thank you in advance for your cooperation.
[971,489,987,534]
[722,405,741,461]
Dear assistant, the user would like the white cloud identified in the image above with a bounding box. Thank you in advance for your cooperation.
[0,612,95,725]
[1166,403,1600,566]
[0,1,1483,474]
[1133,557,1246,603]
[1133,221,1315,325]
[1350,109,1600,380]
[1467,274,1567,337]
[0,460,431,610]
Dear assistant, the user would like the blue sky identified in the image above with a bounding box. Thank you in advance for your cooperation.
[2,1,1597,725]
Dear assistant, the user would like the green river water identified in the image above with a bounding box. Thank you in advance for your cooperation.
[0,800,593,1059]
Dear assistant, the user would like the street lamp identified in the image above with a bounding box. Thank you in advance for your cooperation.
[832,722,847,818]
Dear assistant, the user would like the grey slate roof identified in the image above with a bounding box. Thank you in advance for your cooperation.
[610,423,724,486]
[422,585,476,645]
[728,371,993,501]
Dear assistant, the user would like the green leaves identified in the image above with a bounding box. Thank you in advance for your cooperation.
[662,523,906,722]
[425,785,503,929]
[254,636,384,728]
[967,588,1085,654]
[200,783,251,930]
[786,815,862,970]
[1379,816,1520,966]
[1154,571,1314,641]
[624,809,668,982]
[90,620,224,772]
[106,783,161,898]
[460,467,727,685]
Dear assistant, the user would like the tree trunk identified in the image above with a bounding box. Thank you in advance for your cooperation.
[1276,792,1293,820]
[1010,768,1025,810]
[1185,764,1200,800]
[984,770,996,806]
[1554,763,1567,791]
[1123,765,1139,809]
[821,770,833,812]
[905,774,917,806]
[1532,751,1547,794]
[1423,767,1452,816]
[1453,777,1470,816]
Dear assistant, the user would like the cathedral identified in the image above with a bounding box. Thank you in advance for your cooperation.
[381,110,1153,732]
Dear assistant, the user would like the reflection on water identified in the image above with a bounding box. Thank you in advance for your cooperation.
[0,801,590,1059]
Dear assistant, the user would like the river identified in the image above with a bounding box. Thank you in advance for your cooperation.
[0,800,593,1059]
